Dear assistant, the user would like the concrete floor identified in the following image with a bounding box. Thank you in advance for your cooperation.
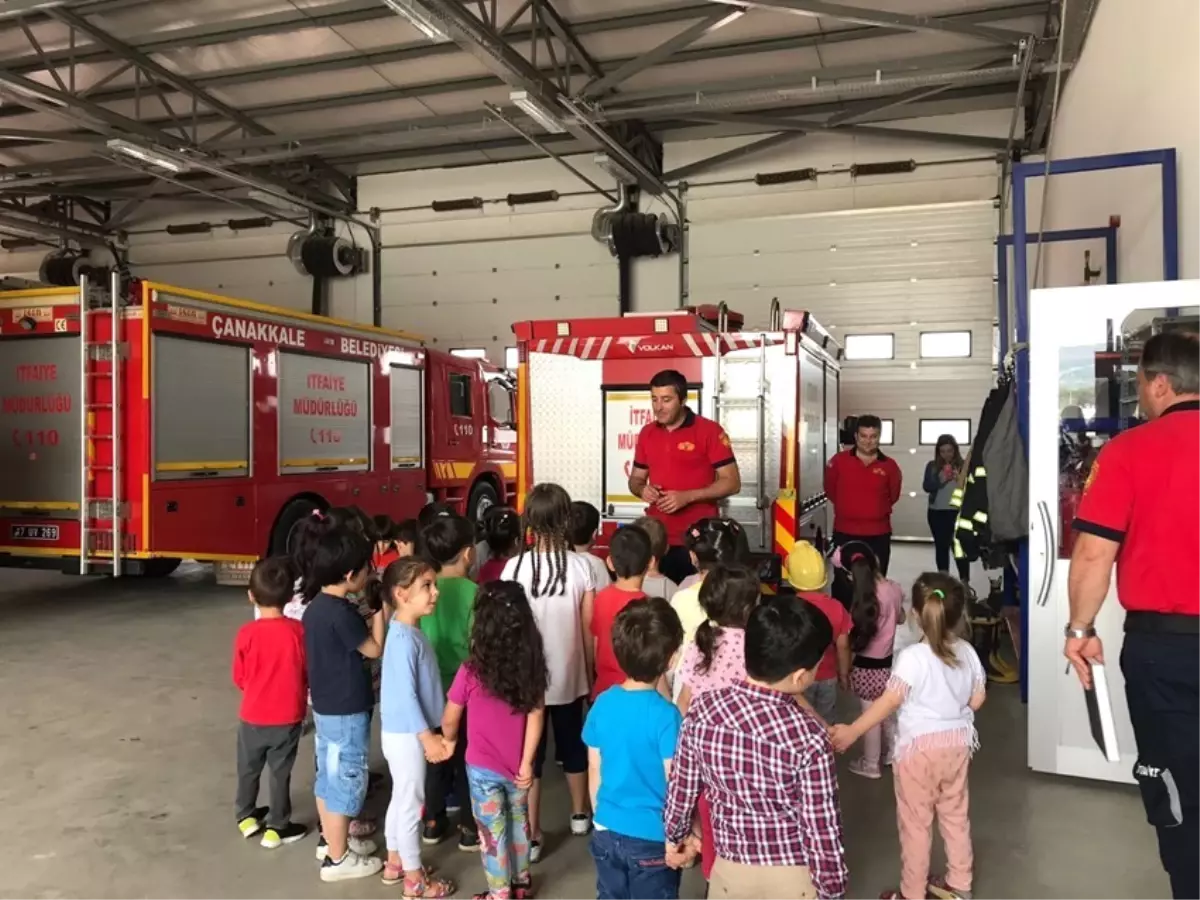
[0,545,1169,900]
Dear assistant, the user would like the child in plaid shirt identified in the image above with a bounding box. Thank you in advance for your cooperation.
[664,594,847,900]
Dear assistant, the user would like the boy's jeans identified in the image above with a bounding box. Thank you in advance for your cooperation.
[803,678,838,724]
[590,829,681,900]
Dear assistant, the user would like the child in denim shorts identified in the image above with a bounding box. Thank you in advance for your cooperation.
[302,527,386,882]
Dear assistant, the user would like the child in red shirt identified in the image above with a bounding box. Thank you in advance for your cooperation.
[587,524,653,700]
[233,556,310,849]
[372,516,417,571]
[782,541,851,725]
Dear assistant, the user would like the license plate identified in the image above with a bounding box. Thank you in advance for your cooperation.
[11,524,60,541]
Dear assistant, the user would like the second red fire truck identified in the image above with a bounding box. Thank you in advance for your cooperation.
[0,278,516,576]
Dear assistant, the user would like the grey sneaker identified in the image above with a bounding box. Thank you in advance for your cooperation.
[928,875,973,900]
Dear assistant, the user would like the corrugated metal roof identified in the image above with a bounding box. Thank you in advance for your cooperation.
[0,0,1091,242]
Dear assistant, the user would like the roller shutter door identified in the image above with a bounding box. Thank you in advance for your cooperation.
[685,200,997,539]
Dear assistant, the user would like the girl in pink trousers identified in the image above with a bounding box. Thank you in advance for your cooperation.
[830,573,986,900]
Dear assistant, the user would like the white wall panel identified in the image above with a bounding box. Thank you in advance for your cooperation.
[683,197,998,539]
[1026,0,1198,284]
[360,156,619,361]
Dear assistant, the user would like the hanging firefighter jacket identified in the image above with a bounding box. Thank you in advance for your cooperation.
[950,377,1012,563]
[981,380,1027,541]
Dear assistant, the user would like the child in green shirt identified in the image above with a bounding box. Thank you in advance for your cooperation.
[419,513,480,850]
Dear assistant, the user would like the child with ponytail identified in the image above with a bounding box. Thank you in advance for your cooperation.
[478,507,522,584]
[500,483,597,861]
[838,540,905,779]
[830,573,987,900]
[675,563,761,885]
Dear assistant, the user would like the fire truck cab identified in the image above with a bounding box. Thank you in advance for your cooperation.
[0,278,514,576]
[512,304,842,561]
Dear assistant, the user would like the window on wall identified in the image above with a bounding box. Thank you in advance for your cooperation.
[451,347,487,360]
[920,330,972,358]
[879,419,894,445]
[920,419,971,445]
[505,346,519,370]
[448,373,472,417]
[843,333,895,360]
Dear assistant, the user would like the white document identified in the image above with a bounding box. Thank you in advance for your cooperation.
[1085,662,1121,763]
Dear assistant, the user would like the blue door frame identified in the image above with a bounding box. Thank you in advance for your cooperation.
[996,226,1119,360]
[1007,149,1180,702]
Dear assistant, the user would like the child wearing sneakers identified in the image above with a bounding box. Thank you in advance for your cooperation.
[631,516,678,603]
[233,556,309,849]
[502,483,597,861]
[584,597,687,900]
[780,541,852,725]
[420,513,481,851]
[664,594,847,900]
[589,524,653,700]
[302,528,386,882]
[831,574,986,900]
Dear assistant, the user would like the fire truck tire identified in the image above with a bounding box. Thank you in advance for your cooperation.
[467,480,499,526]
[139,557,181,577]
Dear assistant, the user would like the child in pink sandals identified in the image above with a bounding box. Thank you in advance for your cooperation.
[375,558,456,897]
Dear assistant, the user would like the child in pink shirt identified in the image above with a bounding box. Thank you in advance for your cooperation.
[838,540,905,779]
[442,581,546,900]
[674,563,760,883]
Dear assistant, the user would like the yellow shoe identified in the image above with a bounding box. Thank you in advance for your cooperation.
[237,806,267,838]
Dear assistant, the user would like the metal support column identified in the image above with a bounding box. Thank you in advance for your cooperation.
[370,223,383,328]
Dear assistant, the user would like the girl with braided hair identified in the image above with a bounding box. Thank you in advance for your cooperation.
[500,483,597,862]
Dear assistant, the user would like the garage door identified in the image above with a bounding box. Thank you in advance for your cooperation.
[685,200,997,539]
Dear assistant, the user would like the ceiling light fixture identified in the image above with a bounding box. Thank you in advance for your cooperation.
[106,138,188,174]
[593,152,639,185]
[382,0,449,42]
[0,0,69,21]
[509,90,567,134]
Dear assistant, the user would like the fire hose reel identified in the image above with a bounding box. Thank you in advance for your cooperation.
[39,250,109,287]
[287,231,364,278]
[604,211,681,259]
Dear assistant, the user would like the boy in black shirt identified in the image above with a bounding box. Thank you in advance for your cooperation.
[303,529,386,882]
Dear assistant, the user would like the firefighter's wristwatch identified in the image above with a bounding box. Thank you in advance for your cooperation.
[1064,624,1097,639]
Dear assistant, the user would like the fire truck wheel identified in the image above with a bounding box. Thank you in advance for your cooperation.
[467,480,499,527]
[139,557,181,578]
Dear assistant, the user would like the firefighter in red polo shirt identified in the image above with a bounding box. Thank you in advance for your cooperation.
[1064,331,1199,900]
[628,369,742,584]
[824,414,903,575]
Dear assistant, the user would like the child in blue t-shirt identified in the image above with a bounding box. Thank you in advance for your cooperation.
[582,597,689,900]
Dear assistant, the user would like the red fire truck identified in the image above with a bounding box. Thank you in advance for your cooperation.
[511,304,842,560]
[0,278,515,576]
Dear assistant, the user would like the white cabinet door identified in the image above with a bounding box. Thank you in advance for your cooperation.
[1027,279,1199,784]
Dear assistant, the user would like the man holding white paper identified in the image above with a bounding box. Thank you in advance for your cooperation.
[1064,331,1199,900]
